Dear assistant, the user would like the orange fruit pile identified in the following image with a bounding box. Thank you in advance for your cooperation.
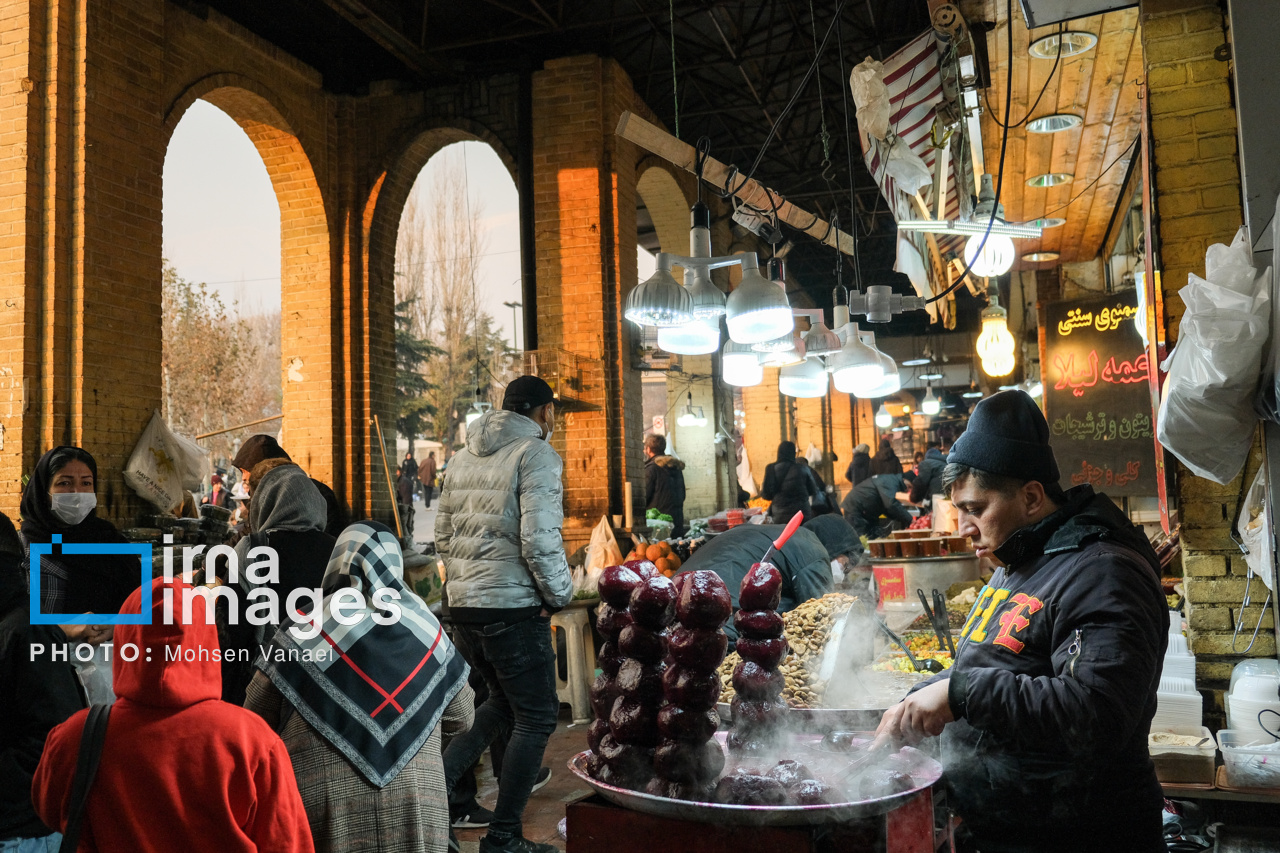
[625,540,682,577]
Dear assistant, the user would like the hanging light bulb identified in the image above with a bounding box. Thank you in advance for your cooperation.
[858,329,901,396]
[977,294,1017,377]
[625,254,694,327]
[464,398,491,426]
[922,383,941,416]
[964,233,1016,277]
[802,317,842,357]
[780,358,828,398]
[751,331,798,353]
[657,317,720,355]
[722,339,763,387]
[676,392,707,427]
[684,202,727,320]
[760,332,805,367]
[830,323,885,396]
[875,402,893,429]
[725,255,793,344]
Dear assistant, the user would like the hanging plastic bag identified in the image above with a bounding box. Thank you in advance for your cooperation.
[583,516,623,577]
[850,58,890,141]
[73,642,116,705]
[123,411,185,512]
[168,428,210,491]
[805,442,824,466]
[1157,228,1271,484]
[1237,466,1275,593]
[882,134,932,196]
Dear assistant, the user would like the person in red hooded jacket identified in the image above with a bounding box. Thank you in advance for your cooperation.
[31,577,313,852]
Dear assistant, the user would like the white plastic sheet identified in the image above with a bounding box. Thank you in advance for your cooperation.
[122,411,210,512]
[1238,466,1274,593]
[1157,228,1271,484]
[850,58,889,141]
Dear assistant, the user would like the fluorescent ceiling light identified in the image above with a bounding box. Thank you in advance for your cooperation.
[1022,251,1061,263]
[1029,31,1098,59]
[1026,173,1073,188]
[917,372,944,381]
[902,357,932,367]
[898,219,1043,239]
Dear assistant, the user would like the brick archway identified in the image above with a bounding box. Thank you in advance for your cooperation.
[164,75,337,489]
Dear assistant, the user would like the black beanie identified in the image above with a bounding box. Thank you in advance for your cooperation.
[949,390,1059,485]
[502,375,555,412]
[233,434,290,471]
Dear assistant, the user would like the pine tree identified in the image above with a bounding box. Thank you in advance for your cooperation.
[395,296,441,450]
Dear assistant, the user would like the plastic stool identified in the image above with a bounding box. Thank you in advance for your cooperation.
[550,607,597,724]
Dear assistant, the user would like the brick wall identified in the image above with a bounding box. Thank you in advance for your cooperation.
[1142,1,1272,725]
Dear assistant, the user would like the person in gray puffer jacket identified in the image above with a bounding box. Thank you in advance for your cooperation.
[438,375,571,853]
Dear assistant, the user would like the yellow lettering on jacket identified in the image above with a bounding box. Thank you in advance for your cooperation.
[960,585,993,638]
[968,588,1011,643]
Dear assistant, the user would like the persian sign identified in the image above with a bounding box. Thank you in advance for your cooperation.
[1044,293,1157,495]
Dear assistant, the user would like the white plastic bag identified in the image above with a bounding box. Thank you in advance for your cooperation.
[73,642,116,704]
[1237,466,1275,593]
[850,58,890,141]
[583,516,622,576]
[1157,228,1271,484]
[123,411,208,511]
[805,442,824,466]
[882,134,932,195]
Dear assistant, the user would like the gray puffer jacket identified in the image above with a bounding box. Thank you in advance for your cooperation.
[435,410,573,610]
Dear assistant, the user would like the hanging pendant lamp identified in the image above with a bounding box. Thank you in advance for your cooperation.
[722,339,763,387]
[625,254,694,327]
[726,255,793,344]
[779,358,829,398]
[830,323,885,395]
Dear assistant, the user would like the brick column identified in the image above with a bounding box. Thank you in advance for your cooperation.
[741,372,784,497]
[1142,1,1272,723]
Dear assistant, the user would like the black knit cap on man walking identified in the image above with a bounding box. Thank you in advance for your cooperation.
[948,390,1060,485]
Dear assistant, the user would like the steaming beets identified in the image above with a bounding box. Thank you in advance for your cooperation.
[623,559,658,580]
[667,626,728,671]
[599,564,643,608]
[766,759,812,789]
[587,718,611,753]
[630,575,677,630]
[726,731,767,753]
[597,733,655,789]
[660,665,721,711]
[713,773,788,806]
[675,570,732,630]
[789,779,836,805]
[733,608,785,639]
[730,696,785,729]
[609,697,661,747]
[615,658,665,705]
[731,660,785,700]
[596,603,634,639]
[644,777,713,802]
[859,769,915,799]
[590,673,621,718]
[598,641,623,677]
[735,636,789,669]
[618,624,667,664]
[653,738,726,784]
[656,705,720,742]
[738,562,783,611]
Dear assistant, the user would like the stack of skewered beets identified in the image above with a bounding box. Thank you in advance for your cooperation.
[728,562,789,753]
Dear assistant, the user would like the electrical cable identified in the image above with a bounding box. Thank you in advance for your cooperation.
[669,0,680,139]
[988,24,1064,130]
[1037,136,1140,218]
[836,7,863,292]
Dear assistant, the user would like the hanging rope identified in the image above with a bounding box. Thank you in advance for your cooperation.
[809,0,833,171]
[669,0,680,139]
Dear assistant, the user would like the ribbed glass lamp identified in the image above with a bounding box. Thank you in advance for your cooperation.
[779,358,828,398]
[625,257,694,327]
[722,340,763,387]
[657,318,720,355]
[725,255,793,344]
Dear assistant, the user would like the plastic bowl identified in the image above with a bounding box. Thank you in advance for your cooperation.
[1233,674,1280,703]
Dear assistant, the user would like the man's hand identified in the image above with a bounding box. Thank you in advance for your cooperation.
[58,614,111,644]
[874,679,955,745]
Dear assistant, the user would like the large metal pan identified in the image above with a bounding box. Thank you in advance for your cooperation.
[567,743,942,827]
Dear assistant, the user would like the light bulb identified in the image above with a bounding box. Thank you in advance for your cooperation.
[977,305,1016,377]
[657,318,720,355]
[725,256,793,344]
[922,386,941,415]
[722,341,763,387]
[964,233,1016,277]
[625,258,694,327]
[830,324,884,396]
[779,358,828,398]
[875,403,892,429]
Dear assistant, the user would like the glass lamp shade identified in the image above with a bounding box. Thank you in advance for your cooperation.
[964,232,1016,277]
[922,386,941,416]
[686,267,727,320]
[829,324,885,395]
[726,258,794,344]
[779,358,828,398]
[875,403,892,429]
[657,318,720,355]
[625,266,694,327]
[722,341,763,387]
[977,306,1016,377]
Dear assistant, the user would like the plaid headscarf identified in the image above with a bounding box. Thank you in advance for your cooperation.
[257,521,469,787]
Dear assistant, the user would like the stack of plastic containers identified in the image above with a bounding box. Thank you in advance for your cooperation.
[1152,616,1202,730]
[1225,659,1280,741]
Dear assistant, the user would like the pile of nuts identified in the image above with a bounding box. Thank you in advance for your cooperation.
[717,592,857,710]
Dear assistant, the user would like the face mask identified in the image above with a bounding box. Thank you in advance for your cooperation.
[544,424,554,442]
[51,492,97,526]
[830,559,846,585]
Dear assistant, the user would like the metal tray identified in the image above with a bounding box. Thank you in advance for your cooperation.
[567,745,942,826]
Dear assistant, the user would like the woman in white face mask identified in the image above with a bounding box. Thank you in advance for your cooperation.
[19,446,141,642]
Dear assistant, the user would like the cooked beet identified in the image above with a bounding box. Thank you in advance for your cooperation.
[586,751,608,780]
[712,773,788,806]
[726,731,767,753]
[766,759,811,789]
[731,660,785,700]
[675,570,732,630]
[661,665,722,711]
[653,738,726,784]
[622,559,658,580]
[656,704,720,742]
[667,626,728,671]
[738,562,783,611]
[789,779,837,805]
[598,641,623,677]
[587,718,611,753]
[616,658,665,704]
[599,564,643,608]
[630,575,678,630]
[618,624,667,664]
[735,636,789,669]
[609,696,661,747]
[733,608,785,639]
[596,603,634,639]
[644,777,713,802]
[590,673,621,718]
[858,769,915,799]
[730,696,786,729]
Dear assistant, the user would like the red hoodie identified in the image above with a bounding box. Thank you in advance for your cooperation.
[32,578,313,852]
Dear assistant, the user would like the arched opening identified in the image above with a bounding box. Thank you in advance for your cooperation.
[388,138,522,540]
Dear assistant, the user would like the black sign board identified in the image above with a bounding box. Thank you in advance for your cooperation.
[1044,292,1156,496]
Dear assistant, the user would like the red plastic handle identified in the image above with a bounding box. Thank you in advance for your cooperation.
[773,511,805,551]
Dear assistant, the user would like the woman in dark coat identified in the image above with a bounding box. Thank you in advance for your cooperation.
[845,442,872,486]
[761,441,820,523]
[870,437,903,476]
[20,446,140,628]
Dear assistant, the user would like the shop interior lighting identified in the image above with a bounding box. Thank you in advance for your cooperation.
[751,330,798,353]
[962,383,984,399]
[859,329,901,397]
[917,372,944,381]
[760,343,806,368]
[1021,251,1060,263]
[1025,380,1043,398]
[657,317,720,355]
[921,384,941,416]
[899,175,1043,240]
[977,291,1017,377]
[726,254,794,344]
[676,392,707,428]
[721,340,763,388]
[829,323,886,396]
[1026,172,1073,188]
[1026,114,1083,134]
[902,357,932,367]
[875,403,893,429]
[684,203,728,320]
[1029,31,1098,59]
[779,357,829,398]
[625,254,694,327]
[801,316,842,357]
[464,398,491,427]
[965,233,1016,277]
[1027,217,1066,229]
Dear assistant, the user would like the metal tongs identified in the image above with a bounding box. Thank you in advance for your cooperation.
[917,588,957,657]
[876,612,944,674]
[834,734,898,785]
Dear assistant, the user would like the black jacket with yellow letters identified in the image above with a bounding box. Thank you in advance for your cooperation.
[931,485,1168,853]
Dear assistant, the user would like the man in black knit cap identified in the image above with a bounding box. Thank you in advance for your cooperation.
[876,390,1168,853]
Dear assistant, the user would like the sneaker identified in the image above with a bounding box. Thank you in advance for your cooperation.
[452,805,496,829]
[529,767,552,793]
[479,834,559,853]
